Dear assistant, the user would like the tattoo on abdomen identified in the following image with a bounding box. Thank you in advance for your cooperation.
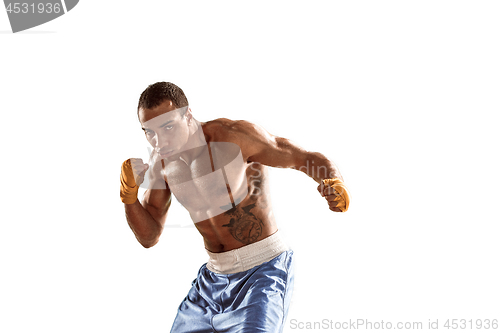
[221,202,264,244]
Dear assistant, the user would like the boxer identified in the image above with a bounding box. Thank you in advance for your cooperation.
[120,82,350,333]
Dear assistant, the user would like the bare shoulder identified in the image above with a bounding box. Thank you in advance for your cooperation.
[203,118,274,162]
[204,118,270,141]
[203,117,235,132]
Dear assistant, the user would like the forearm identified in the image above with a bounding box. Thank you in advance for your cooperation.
[296,152,343,183]
[124,199,165,248]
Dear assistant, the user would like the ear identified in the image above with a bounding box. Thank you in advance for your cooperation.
[185,108,193,123]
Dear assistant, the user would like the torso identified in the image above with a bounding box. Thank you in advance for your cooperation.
[162,118,277,253]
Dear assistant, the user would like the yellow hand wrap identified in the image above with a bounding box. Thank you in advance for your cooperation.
[120,159,139,204]
[322,178,350,212]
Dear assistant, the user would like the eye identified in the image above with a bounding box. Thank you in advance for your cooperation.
[144,130,154,136]
[164,125,174,130]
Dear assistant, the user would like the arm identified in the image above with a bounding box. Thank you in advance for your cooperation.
[124,186,172,248]
[121,158,172,248]
[230,120,348,212]
[231,120,343,183]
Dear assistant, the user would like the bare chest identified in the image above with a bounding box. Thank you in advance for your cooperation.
[163,142,250,222]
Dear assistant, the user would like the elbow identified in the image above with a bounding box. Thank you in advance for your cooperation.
[141,240,158,249]
[137,235,160,249]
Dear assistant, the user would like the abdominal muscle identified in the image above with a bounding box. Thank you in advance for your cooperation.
[171,160,278,253]
[195,187,277,253]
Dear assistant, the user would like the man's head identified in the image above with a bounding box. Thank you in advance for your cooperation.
[138,82,198,158]
[138,81,189,112]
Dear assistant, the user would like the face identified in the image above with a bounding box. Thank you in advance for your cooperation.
[138,100,192,159]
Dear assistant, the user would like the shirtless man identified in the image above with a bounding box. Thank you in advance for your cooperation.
[119,82,350,333]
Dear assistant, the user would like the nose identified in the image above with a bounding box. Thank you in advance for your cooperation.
[154,133,170,151]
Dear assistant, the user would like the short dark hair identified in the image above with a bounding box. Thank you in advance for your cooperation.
[138,82,189,112]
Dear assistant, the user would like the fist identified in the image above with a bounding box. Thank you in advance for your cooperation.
[317,178,350,213]
[129,158,149,187]
[144,150,168,189]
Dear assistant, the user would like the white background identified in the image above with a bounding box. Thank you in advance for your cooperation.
[1,1,499,332]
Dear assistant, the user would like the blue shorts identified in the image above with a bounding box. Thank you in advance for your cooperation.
[170,250,295,333]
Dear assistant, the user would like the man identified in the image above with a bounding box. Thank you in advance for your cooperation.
[119,82,350,333]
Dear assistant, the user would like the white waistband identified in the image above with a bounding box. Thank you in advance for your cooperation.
[205,230,289,274]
